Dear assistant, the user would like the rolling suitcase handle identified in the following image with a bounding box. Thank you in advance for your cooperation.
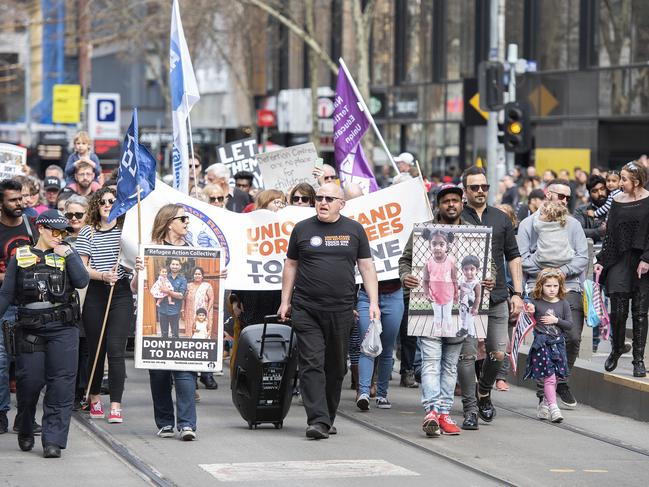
[259,314,294,360]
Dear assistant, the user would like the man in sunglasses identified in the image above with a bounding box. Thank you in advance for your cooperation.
[518,179,588,410]
[458,166,524,428]
[279,183,379,440]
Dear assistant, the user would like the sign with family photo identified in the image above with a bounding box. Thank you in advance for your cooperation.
[135,245,224,372]
[407,224,493,339]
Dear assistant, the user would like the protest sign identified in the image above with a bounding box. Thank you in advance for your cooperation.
[0,163,22,180]
[407,224,493,339]
[0,143,27,166]
[215,138,262,188]
[121,177,431,290]
[135,245,224,372]
[256,142,318,193]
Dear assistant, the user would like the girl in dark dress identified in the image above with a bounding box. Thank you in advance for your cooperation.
[524,269,571,423]
[595,161,649,378]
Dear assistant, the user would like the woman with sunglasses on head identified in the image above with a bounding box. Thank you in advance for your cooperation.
[0,210,89,458]
[143,203,199,440]
[75,187,134,424]
[289,183,316,207]
[595,161,649,378]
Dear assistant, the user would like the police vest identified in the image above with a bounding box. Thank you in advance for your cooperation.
[15,246,76,306]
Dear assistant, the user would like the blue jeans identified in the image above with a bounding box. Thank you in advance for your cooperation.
[149,370,197,431]
[0,306,17,413]
[419,337,463,415]
[357,289,404,398]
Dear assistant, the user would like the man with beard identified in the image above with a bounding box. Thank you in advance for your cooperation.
[574,174,608,244]
[0,179,39,433]
[67,162,101,197]
[399,184,495,437]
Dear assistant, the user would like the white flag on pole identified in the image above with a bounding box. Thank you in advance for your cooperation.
[170,0,200,194]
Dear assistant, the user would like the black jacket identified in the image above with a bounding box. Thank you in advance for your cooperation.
[462,205,521,305]
[573,203,605,244]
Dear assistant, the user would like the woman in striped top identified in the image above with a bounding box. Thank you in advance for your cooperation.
[75,187,134,424]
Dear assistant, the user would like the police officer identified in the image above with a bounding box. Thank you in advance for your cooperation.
[0,210,89,458]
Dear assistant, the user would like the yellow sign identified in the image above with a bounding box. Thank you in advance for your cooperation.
[528,84,559,117]
[469,93,489,121]
[535,148,590,178]
[52,84,81,124]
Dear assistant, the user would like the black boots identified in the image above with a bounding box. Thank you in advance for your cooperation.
[605,296,629,372]
[631,293,648,377]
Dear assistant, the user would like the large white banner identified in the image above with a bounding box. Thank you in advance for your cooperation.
[121,177,431,290]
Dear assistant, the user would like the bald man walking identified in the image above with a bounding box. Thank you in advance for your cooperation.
[279,183,380,439]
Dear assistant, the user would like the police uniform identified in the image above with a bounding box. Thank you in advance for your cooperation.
[0,210,89,458]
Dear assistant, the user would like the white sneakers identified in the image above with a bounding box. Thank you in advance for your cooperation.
[538,400,563,423]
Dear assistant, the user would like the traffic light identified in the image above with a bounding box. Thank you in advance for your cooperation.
[478,61,505,111]
[503,101,531,153]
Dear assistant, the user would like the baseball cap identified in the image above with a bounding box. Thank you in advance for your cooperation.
[396,152,415,166]
[44,176,61,190]
[35,209,73,232]
[436,184,463,203]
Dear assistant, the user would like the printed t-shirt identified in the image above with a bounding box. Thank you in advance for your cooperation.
[287,215,371,311]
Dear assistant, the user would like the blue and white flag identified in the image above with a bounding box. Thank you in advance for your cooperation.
[170,0,200,194]
[108,108,157,223]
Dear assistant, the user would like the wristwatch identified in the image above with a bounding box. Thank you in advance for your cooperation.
[63,247,73,257]
[512,291,523,298]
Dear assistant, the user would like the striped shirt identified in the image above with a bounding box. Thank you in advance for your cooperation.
[75,225,128,280]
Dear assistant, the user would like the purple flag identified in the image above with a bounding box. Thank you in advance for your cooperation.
[333,68,379,193]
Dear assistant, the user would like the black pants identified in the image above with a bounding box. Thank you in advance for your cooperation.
[399,294,417,373]
[83,279,133,403]
[292,304,353,428]
[159,313,180,338]
[16,322,78,448]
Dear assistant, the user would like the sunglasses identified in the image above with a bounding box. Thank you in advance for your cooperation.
[65,212,85,220]
[549,191,570,201]
[44,227,69,238]
[209,196,225,203]
[467,184,490,192]
[323,175,337,182]
[292,195,311,204]
[191,164,201,169]
[171,215,190,224]
[315,195,342,203]
[100,198,115,206]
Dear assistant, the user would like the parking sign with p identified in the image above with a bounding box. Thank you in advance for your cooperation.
[88,93,121,140]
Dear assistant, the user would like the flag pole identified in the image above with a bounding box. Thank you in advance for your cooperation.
[185,97,199,198]
[137,185,142,245]
[338,58,399,174]
[415,159,434,220]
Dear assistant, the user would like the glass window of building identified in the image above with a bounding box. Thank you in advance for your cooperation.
[537,0,579,71]
[597,0,649,67]
[446,0,475,80]
[402,0,433,83]
[371,0,395,86]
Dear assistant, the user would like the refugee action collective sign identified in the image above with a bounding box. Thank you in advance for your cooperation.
[256,142,319,194]
[215,138,262,188]
[121,177,430,290]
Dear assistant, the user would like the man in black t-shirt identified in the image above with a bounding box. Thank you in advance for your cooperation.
[279,183,379,440]
[0,179,38,433]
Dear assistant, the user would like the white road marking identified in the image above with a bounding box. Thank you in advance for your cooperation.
[199,459,419,482]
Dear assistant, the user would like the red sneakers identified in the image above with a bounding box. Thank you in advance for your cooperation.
[422,410,440,437]
[108,409,123,424]
[438,414,461,435]
[89,401,105,419]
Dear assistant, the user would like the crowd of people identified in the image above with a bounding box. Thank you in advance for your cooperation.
[0,130,647,456]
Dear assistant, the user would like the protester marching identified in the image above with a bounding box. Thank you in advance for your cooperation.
[2,5,649,481]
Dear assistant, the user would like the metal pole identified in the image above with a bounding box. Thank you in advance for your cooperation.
[486,0,499,205]
[506,43,518,176]
[24,19,32,146]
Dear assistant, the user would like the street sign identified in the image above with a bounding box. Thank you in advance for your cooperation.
[528,84,559,117]
[52,84,81,124]
[463,78,487,126]
[257,109,276,128]
[88,93,121,140]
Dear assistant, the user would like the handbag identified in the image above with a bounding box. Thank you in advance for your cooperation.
[360,319,383,358]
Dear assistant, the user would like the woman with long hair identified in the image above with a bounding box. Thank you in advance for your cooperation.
[595,161,649,378]
[76,187,133,423]
[147,203,199,440]
[184,267,214,338]
[289,183,316,207]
